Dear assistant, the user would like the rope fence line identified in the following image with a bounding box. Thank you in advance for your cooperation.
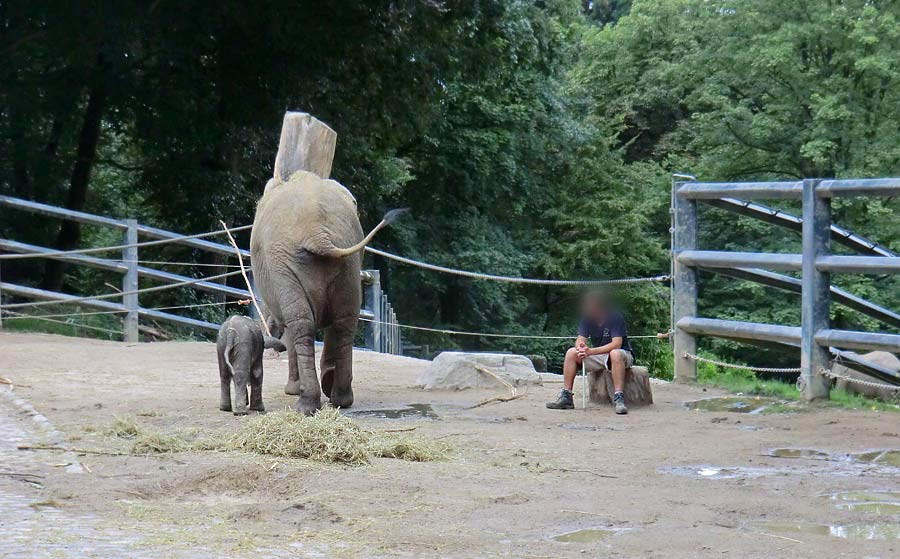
[0,309,123,336]
[0,299,253,321]
[359,316,665,340]
[0,224,253,260]
[1,270,243,310]
[682,352,802,374]
[820,367,900,393]
[364,247,670,286]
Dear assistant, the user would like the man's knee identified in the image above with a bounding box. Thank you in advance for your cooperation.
[611,349,626,365]
[565,347,578,362]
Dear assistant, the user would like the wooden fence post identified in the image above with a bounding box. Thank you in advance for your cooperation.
[364,270,382,351]
[122,219,139,342]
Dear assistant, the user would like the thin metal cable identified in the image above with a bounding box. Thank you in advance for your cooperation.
[1,270,242,310]
[0,224,253,260]
[682,352,801,373]
[132,260,243,268]
[1,310,121,336]
[359,317,664,340]
[364,247,669,286]
[0,298,252,321]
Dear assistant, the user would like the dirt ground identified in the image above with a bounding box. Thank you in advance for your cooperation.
[1,331,899,558]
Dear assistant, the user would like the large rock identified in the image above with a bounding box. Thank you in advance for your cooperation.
[417,352,542,391]
[832,351,900,401]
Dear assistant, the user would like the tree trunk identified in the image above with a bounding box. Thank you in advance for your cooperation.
[43,55,109,291]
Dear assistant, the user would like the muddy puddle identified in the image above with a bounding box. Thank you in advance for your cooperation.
[660,466,772,480]
[831,491,900,515]
[768,448,900,468]
[752,521,900,540]
[768,448,830,460]
[684,397,798,414]
[552,527,617,543]
[347,403,441,420]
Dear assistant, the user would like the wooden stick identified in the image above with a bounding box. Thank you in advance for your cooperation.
[557,467,618,479]
[469,390,527,409]
[219,220,271,338]
[17,444,182,462]
[757,532,803,544]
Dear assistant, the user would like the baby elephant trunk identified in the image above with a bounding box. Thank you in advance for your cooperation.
[263,335,287,352]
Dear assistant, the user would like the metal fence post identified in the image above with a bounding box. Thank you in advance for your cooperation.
[364,270,382,351]
[0,262,4,330]
[801,179,832,400]
[672,176,698,381]
[381,294,389,353]
[123,219,139,342]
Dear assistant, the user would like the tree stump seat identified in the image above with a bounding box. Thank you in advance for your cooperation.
[588,365,654,406]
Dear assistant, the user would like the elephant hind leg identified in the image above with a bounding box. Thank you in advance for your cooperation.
[287,317,322,415]
[249,359,265,412]
[321,318,356,408]
[217,351,232,412]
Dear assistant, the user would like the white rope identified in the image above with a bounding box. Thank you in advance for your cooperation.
[682,352,801,373]
[359,317,663,340]
[820,368,900,392]
[0,224,253,260]
[365,247,669,286]
[1,270,242,310]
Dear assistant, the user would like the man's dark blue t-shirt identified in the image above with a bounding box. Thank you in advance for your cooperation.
[578,310,633,356]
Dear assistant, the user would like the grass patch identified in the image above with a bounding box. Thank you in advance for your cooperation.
[107,415,141,438]
[695,352,900,413]
[219,407,449,465]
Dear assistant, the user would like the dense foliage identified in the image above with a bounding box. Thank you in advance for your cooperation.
[2,1,898,374]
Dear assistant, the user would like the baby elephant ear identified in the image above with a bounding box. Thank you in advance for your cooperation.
[264,178,279,193]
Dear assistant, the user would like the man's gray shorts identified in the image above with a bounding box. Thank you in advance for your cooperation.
[582,349,634,373]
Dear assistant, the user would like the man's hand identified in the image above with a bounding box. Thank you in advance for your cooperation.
[576,341,588,359]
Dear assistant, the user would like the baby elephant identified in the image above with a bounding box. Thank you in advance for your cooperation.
[217,315,287,415]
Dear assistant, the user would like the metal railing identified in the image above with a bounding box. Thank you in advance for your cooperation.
[672,176,900,399]
[0,195,401,353]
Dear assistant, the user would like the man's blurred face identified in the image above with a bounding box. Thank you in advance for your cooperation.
[582,293,607,321]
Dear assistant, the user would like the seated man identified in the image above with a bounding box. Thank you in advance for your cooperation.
[546,291,634,414]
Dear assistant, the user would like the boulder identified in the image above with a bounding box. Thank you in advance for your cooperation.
[527,354,548,372]
[832,351,900,401]
[417,352,542,391]
[588,366,654,407]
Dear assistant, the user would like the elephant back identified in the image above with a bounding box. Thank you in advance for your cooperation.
[251,170,364,258]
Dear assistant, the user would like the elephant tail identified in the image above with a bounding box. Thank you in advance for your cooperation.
[223,328,239,377]
[323,208,409,258]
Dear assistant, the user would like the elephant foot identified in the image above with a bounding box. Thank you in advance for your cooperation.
[233,408,249,416]
[219,402,232,412]
[320,369,334,398]
[329,386,354,409]
[285,379,303,395]
[250,402,265,413]
[293,396,322,416]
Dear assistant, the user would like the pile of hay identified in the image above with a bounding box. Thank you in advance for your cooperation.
[107,415,140,438]
[132,432,187,454]
[224,407,449,465]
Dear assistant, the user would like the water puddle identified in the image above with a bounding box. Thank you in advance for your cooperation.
[832,491,900,502]
[347,403,439,420]
[768,448,830,460]
[852,450,900,467]
[684,397,789,414]
[831,491,900,515]
[552,528,617,543]
[660,465,772,480]
[837,502,900,515]
[753,521,900,540]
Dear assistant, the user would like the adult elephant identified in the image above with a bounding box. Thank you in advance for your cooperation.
[251,170,404,414]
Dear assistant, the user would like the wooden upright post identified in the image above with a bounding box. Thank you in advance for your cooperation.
[272,112,337,182]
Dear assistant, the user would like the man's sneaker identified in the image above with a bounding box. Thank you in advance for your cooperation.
[614,392,628,415]
[546,389,575,410]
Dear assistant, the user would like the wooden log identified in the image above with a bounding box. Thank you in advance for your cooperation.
[588,366,654,406]
[272,112,337,183]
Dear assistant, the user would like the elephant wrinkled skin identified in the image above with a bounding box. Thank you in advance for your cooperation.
[217,315,266,415]
[250,170,403,414]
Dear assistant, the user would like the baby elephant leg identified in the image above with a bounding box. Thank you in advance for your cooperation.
[232,370,250,415]
[217,350,232,412]
[249,359,265,412]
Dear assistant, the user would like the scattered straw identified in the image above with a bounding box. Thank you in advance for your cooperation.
[226,407,371,465]
[132,432,187,454]
[107,415,140,439]
[222,407,450,465]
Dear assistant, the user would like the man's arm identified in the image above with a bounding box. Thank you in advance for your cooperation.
[574,335,589,358]
[587,337,622,356]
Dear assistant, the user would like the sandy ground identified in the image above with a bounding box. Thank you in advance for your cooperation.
[1,331,899,558]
